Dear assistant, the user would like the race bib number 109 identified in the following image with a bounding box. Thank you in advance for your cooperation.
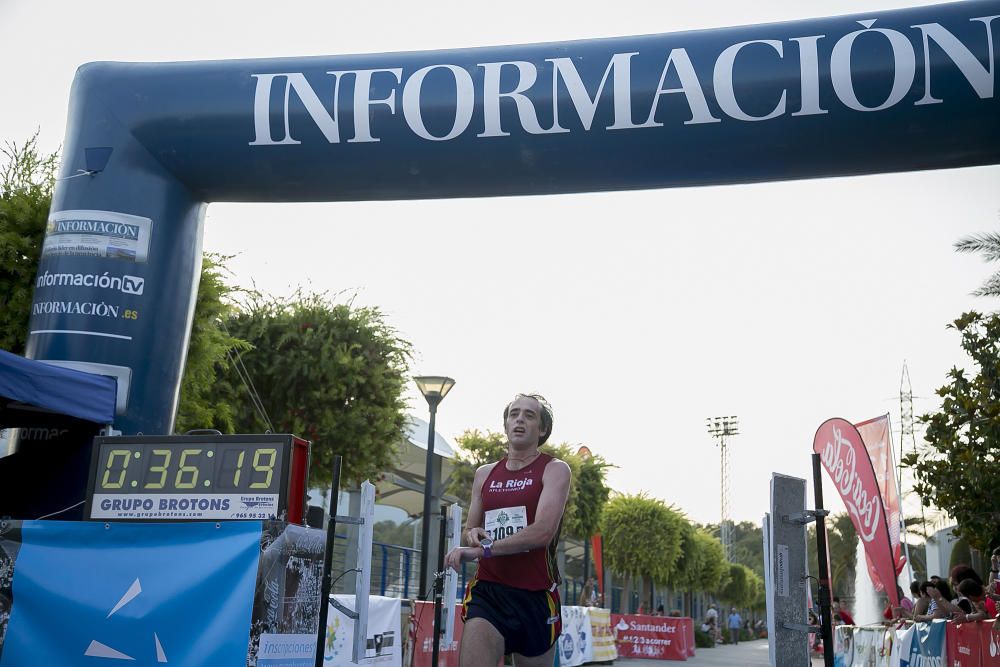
[484,506,528,541]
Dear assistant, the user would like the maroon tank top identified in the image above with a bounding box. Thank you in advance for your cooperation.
[475,453,561,591]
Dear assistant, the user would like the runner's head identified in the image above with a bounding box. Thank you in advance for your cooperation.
[503,393,553,447]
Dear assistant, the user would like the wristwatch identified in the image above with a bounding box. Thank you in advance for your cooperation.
[480,537,494,559]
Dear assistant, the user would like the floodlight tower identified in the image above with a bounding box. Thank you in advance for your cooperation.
[706,415,739,561]
[900,362,929,541]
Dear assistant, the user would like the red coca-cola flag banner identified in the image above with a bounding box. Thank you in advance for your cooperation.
[855,415,907,593]
[813,418,900,607]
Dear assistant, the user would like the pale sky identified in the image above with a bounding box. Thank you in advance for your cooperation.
[2,0,996,527]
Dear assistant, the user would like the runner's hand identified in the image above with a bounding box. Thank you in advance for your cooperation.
[466,527,489,547]
[445,546,483,572]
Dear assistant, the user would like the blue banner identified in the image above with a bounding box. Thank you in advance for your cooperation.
[0,520,261,667]
[900,620,947,667]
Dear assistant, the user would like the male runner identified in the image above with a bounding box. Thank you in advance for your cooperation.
[444,393,571,667]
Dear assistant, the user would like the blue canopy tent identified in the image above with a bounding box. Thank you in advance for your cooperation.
[0,349,117,428]
[0,349,118,520]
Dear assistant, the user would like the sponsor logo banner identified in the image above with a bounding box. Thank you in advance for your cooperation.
[855,414,907,589]
[411,602,461,667]
[43,210,152,263]
[90,493,279,520]
[0,519,260,667]
[813,417,899,607]
[560,606,594,667]
[588,607,619,662]
[323,595,401,667]
[247,523,326,667]
[900,620,946,667]
[36,270,145,295]
[611,613,688,661]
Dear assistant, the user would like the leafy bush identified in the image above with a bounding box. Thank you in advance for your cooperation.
[694,629,716,648]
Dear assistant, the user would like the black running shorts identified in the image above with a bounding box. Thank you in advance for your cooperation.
[462,578,562,657]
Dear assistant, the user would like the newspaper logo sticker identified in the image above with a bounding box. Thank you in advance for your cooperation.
[43,210,153,263]
[121,275,145,295]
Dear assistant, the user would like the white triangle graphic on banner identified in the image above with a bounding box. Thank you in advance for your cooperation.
[154,633,168,663]
[84,640,135,660]
[108,578,142,618]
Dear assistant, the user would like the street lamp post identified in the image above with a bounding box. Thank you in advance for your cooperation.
[414,375,455,598]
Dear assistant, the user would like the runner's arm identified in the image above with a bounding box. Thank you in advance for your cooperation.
[488,459,571,556]
[462,463,493,547]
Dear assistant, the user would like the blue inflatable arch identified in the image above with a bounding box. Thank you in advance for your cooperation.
[26,0,1000,436]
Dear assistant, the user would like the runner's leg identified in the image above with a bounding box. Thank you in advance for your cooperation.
[512,642,557,667]
[459,617,505,667]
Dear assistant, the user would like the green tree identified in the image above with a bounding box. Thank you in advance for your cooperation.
[955,232,1000,297]
[601,493,687,613]
[672,526,730,616]
[719,563,762,608]
[0,134,56,354]
[807,513,859,600]
[902,311,1000,552]
[219,290,413,488]
[542,443,612,540]
[446,430,508,501]
[173,254,249,433]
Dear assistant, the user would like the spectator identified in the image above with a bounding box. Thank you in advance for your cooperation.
[911,581,930,618]
[705,603,721,643]
[727,608,742,645]
[578,577,595,607]
[654,604,665,616]
[883,584,914,621]
[952,579,989,623]
[950,564,997,617]
[832,597,855,626]
[923,580,957,619]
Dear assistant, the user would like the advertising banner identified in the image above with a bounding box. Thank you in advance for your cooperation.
[410,602,462,667]
[813,418,899,606]
[247,522,326,667]
[855,415,907,590]
[947,622,983,666]
[834,625,855,667]
[899,620,946,667]
[980,623,1000,666]
[323,595,401,667]
[612,614,688,661]
[559,606,594,667]
[0,519,262,667]
[588,607,618,662]
[681,618,695,657]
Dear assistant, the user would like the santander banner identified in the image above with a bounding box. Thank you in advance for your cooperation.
[813,418,900,607]
[855,414,907,592]
[612,615,689,661]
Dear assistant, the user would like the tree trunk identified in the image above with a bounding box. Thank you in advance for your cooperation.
[622,574,633,614]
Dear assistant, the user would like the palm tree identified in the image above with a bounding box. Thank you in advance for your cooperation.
[955,232,1000,297]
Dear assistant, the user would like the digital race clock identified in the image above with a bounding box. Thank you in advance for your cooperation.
[85,434,310,522]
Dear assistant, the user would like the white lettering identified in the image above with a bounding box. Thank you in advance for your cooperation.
[548,53,641,131]
[478,61,556,137]
[326,68,403,143]
[402,65,475,141]
[644,48,721,127]
[249,72,344,145]
[713,40,787,121]
[831,21,916,111]
[791,35,828,116]
[913,16,999,105]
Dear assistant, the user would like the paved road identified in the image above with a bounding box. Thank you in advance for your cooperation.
[612,639,772,666]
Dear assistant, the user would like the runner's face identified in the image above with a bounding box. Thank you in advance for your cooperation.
[505,396,545,449]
